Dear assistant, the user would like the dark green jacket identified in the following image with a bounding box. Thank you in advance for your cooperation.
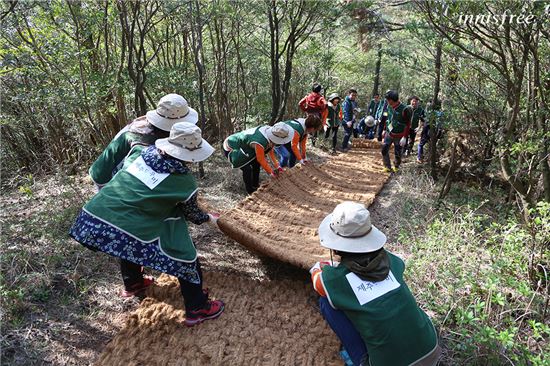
[321,251,438,366]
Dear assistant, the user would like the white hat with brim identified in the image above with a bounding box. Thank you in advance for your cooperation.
[155,122,214,163]
[318,201,387,253]
[266,122,293,145]
[146,94,199,131]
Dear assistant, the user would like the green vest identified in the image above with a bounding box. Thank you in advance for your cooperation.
[386,103,411,135]
[226,126,270,168]
[85,146,199,262]
[89,131,157,185]
[322,252,438,366]
[284,119,307,141]
[411,107,425,130]
[327,105,342,128]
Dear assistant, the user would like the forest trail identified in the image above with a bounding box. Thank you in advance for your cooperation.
[96,142,388,365]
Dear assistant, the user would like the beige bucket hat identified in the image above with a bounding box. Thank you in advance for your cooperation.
[266,122,293,145]
[146,94,198,131]
[155,122,214,162]
[318,201,387,253]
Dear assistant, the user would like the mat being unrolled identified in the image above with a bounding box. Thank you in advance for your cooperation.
[96,273,341,366]
[218,143,389,270]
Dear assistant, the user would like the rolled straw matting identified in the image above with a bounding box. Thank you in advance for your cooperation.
[218,142,389,270]
[96,273,342,366]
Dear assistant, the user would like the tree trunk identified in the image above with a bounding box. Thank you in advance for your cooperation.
[372,45,382,98]
[429,40,442,180]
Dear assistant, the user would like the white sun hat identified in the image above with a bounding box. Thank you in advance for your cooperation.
[266,122,293,145]
[155,122,214,163]
[365,116,375,127]
[318,201,387,253]
[146,94,199,131]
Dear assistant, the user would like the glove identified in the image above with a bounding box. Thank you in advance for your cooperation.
[207,213,220,228]
[309,262,321,274]
[399,137,407,147]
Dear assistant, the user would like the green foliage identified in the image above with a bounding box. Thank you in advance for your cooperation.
[403,183,549,365]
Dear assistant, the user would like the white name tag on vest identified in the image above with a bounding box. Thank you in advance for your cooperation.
[126,156,169,190]
[346,271,400,306]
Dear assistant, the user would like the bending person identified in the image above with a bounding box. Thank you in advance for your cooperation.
[310,202,441,366]
[223,122,293,194]
[283,114,322,168]
[70,123,224,327]
[90,94,198,190]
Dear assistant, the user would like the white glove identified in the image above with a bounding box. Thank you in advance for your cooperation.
[309,262,321,274]
[399,137,407,147]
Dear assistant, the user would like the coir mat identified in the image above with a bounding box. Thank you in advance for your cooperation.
[218,142,389,270]
[95,272,342,366]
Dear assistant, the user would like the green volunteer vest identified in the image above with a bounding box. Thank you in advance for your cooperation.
[85,146,199,262]
[327,105,342,128]
[89,132,157,185]
[386,103,411,135]
[284,119,307,141]
[322,252,438,366]
[411,107,425,130]
[226,126,270,168]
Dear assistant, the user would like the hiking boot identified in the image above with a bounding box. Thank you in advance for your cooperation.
[382,167,392,173]
[183,299,225,327]
[392,167,399,173]
[120,276,154,298]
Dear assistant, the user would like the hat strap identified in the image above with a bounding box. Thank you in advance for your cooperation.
[156,109,190,120]
[329,223,372,238]
[171,140,203,151]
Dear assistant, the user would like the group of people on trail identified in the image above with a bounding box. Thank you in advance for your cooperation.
[69,91,441,365]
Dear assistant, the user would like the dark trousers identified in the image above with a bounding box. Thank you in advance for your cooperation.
[320,297,368,366]
[404,130,417,155]
[325,126,339,150]
[376,120,385,141]
[284,142,298,168]
[381,135,402,169]
[240,160,261,194]
[418,125,430,160]
[342,124,356,149]
[120,258,207,311]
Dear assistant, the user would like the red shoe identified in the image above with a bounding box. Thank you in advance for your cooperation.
[120,276,154,298]
[183,299,225,327]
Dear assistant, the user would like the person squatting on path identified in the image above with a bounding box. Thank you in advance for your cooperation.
[89,93,198,190]
[381,90,412,173]
[403,96,425,157]
[70,123,225,327]
[282,115,323,168]
[325,93,343,154]
[223,122,293,194]
[310,202,441,366]
[342,88,358,151]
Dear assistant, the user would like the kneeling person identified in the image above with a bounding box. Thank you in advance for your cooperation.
[310,202,441,366]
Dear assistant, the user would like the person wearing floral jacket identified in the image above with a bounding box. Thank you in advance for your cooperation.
[70,123,224,327]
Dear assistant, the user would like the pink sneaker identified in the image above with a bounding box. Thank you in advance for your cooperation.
[183,299,225,327]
